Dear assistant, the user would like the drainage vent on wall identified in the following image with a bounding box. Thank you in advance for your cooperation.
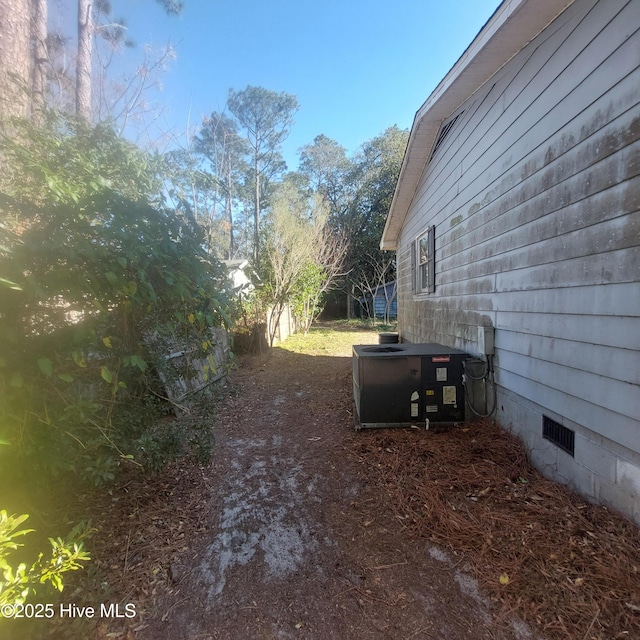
[542,416,575,457]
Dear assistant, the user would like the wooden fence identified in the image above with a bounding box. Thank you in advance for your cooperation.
[267,303,298,346]
[155,327,231,407]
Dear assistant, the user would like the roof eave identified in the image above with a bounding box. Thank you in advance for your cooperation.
[381,0,576,251]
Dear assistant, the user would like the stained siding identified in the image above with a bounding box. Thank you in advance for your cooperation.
[396,0,640,521]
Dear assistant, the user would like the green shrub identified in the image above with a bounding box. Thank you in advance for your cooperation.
[0,112,235,484]
[0,511,91,609]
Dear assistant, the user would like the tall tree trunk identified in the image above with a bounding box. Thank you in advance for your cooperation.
[226,166,235,259]
[31,0,48,121]
[253,157,260,262]
[0,0,31,121]
[76,0,93,120]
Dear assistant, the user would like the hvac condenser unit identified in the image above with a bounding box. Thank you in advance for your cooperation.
[352,343,467,429]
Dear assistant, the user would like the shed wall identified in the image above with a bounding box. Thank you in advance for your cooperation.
[396,0,640,523]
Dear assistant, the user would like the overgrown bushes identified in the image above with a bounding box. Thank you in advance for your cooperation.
[0,113,234,499]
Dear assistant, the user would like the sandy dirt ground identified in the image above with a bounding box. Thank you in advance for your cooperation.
[9,325,637,640]
[132,330,539,640]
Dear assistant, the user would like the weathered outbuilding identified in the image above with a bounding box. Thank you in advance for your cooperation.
[358,281,398,320]
[382,0,640,524]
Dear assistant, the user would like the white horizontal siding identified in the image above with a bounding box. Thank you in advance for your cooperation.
[496,311,640,351]
[397,0,640,468]
[411,282,640,318]
[494,283,640,317]
[440,131,640,266]
[494,246,639,291]
[407,0,640,245]
[488,1,633,196]
[496,330,639,385]
[496,367,639,453]
[441,217,639,287]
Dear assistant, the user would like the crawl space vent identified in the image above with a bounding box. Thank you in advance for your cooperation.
[542,416,575,456]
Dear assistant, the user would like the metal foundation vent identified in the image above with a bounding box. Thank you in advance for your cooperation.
[543,416,575,456]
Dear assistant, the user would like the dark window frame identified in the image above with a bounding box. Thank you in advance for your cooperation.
[415,225,435,294]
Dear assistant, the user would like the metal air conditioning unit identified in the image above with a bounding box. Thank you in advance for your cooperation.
[352,343,467,429]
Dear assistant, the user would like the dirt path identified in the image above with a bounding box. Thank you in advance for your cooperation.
[138,331,538,640]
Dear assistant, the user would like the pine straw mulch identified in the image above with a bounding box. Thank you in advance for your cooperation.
[43,460,215,640]
[348,420,640,640]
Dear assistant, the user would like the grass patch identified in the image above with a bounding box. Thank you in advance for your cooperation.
[280,321,384,357]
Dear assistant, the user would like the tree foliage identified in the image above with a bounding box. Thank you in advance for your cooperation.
[193,111,249,258]
[190,87,299,263]
[0,112,234,487]
[226,86,299,260]
[296,126,408,318]
[299,134,352,217]
[257,177,347,343]
[2,110,162,207]
[75,0,182,122]
[0,511,92,608]
[343,125,408,281]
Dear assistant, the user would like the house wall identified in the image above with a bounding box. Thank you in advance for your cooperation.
[396,0,640,524]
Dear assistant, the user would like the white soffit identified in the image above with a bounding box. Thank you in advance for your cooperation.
[380,0,576,250]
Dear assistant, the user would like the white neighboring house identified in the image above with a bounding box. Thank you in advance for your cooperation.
[382,0,640,525]
[223,259,254,295]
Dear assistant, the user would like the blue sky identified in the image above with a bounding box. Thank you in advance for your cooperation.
[56,0,502,169]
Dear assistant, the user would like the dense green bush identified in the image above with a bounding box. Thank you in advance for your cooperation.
[290,262,327,334]
[0,112,234,488]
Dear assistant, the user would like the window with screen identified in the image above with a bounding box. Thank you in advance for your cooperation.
[415,225,435,294]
